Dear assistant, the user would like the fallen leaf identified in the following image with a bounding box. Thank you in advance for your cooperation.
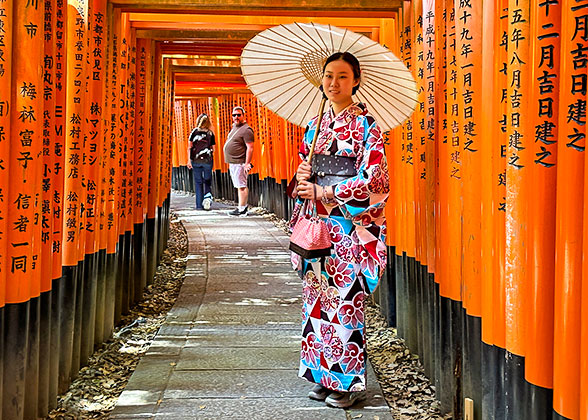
[44,217,189,419]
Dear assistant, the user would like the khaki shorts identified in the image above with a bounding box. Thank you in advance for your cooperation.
[229,163,249,188]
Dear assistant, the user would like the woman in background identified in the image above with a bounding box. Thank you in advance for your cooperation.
[187,113,215,210]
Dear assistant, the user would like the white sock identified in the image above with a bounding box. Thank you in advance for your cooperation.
[238,205,246,211]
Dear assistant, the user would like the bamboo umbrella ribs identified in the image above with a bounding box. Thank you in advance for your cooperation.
[240,22,418,132]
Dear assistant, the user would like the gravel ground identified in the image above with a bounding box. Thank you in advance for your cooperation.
[46,214,188,419]
[365,302,448,420]
[46,205,447,420]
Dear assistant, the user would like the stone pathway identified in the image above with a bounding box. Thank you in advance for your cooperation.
[110,191,392,420]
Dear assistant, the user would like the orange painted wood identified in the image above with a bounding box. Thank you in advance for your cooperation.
[172,102,180,168]
[492,0,508,350]
[28,0,44,298]
[97,2,111,253]
[75,1,90,262]
[525,0,560,390]
[118,12,131,235]
[6,0,43,302]
[264,108,273,180]
[166,58,174,201]
[160,57,173,206]
[85,0,107,256]
[272,112,284,182]
[95,0,110,253]
[582,188,588,419]
[456,0,482,317]
[172,108,177,163]
[213,97,228,173]
[402,0,416,260]
[553,2,586,418]
[52,0,66,278]
[156,56,165,208]
[126,24,137,232]
[106,8,122,253]
[412,0,425,268]
[582,249,588,419]
[422,0,435,275]
[480,0,496,345]
[147,33,160,220]
[433,0,446,282]
[440,0,461,301]
[41,0,56,292]
[0,0,12,306]
[380,16,399,249]
[62,0,89,266]
[144,39,156,220]
[383,128,396,248]
[134,38,151,225]
[504,0,531,358]
[76,2,89,265]
[178,101,188,167]
[400,2,410,258]
[396,4,407,257]
[157,57,169,208]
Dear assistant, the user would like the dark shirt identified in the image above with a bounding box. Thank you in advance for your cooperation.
[189,129,215,163]
[223,122,254,164]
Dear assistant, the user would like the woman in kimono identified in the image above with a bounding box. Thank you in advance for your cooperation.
[292,52,389,408]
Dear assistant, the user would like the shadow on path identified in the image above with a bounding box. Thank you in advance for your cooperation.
[111,191,392,420]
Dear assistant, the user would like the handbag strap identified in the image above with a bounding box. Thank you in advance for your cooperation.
[301,199,318,218]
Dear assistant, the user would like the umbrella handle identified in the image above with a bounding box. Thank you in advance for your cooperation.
[306,96,327,162]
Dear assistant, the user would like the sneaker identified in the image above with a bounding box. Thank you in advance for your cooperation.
[202,197,212,210]
[228,206,248,216]
[308,384,330,401]
[325,391,366,408]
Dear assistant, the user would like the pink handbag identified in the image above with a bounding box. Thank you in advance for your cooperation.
[289,201,332,259]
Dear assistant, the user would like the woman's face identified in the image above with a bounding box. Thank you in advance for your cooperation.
[322,59,359,106]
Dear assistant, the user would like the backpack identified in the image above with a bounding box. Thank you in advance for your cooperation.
[190,130,212,161]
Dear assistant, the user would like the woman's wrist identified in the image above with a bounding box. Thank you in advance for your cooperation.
[320,185,336,204]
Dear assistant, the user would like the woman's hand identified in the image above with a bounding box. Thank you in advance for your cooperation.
[296,160,312,183]
[296,181,324,201]
[187,161,192,170]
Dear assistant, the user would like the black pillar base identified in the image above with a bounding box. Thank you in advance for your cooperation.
[3,301,29,420]
[58,266,77,393]
[24,296,40,420]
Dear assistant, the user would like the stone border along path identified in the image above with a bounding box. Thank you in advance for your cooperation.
[111,191,393,420]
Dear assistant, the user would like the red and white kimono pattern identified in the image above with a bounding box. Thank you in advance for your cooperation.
[292,103,389,393]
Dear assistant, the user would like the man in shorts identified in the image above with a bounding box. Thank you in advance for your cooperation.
[223,106,254,215]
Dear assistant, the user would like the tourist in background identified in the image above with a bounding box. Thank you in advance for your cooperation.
[187,113,216,210]
[223,106,255,216]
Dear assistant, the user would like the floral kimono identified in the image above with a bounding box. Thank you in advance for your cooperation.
[291,102,389,393]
